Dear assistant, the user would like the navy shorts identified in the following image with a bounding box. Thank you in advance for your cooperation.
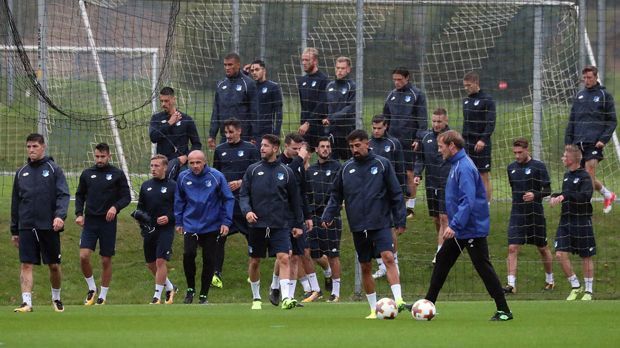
[291,229,307,256]
[143,226,175,263]
[577,143,604,166]
[554,217,596,257]
[308,216,342,258]
[18,229,61,265]
[79,215,117,257]
[508,212,547,247]
[426,187,446,217]
[248,227,291,258]
[465,140,492,172]
[352,228,394,263]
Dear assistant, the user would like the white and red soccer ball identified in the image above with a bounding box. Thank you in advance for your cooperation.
[375,297,398,320]
[411,299,436,321]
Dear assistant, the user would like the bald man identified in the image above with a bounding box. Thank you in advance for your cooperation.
[175,150,235,304]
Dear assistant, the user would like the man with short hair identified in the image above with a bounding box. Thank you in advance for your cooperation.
[249,59,283,140]
[175,150,235,305]
[75,143,131,306]
[11,133,70,313]
[135,154,178,304]
[504,138,554,294]
[565,65,617,213]
[208,52,258,148]
[240,134,304,310]
[413,108,451,263]
[212,118,260,288]
[149,86,202,180]
[322,129,408,318]
[298,47,329,150]
[462,71,496,202]
[423,130,512,321]
[550,145,596,301]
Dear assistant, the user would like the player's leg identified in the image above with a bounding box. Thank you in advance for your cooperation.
[585,157,615,213]
[581,256,594,300]
[505,244,520,293]
[40,229,63,312]
[212,233,227,288]
[326,220,342,302]
[97,220,117,305]
[537,245,555,290]
[351,231,378,318]
[556,251,582,300]
[301,249,322,302]
[269,258,281,306]
[198,233,218,304]
[425,238,463,304]
[15,229,38,312]
[156,228,177,304]
[79,219,99,305]
[182,233,199,303]
[405,169,417,217]
[578,225,596,300]
[15,263,34,312]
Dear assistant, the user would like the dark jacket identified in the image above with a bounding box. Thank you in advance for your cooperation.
[255,79,283,139]
[382,82,427,145]
[213,140,260,191]
[306,159,341,216]
[298,70,329,125]
[507,158,551,215]
[137,177,176,229]
[149,111,202,160]
[279,153,311,220]
[75,164,131,217]
[11,156,70,235]
[321,152,406,232]
[414,127,451,189]
[325,77,356,134]
[210,72,258,141]
[462,90,496,145]
[554,167,593,217]
[369,134,406,193]
[565,83,617,145]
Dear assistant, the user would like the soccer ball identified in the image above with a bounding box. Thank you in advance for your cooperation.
[411,299,436,321]
[375,297,398,320]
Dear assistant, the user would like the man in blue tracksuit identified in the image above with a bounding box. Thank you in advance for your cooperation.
[323,56,356,161]
[298,47,329,150]
[321,129,407,319]
[565,65,617,213]
[248,59,283,141]
[208,52,258,148]
[424,130,512,321]
[175,150,235,305]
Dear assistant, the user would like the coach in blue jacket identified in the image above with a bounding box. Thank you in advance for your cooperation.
[175,150,235,305]
[424,130,512,321]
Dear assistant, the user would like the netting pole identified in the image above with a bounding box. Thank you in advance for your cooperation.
[301,4,308,52]
[354,0,364,129]
[37,0,49,140]
[78,0,134,199]
[597,0,605,83]
[232,0,240,53]
[531,7,543,160]
[414,6,426,90]
[151,51,158,157]
[6,0,14,105]
[260,3,266,60]
[578,0,586,70]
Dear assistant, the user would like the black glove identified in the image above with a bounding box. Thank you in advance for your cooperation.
[131,210,155,237]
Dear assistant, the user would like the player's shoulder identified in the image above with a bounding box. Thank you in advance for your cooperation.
[150,110,167,121]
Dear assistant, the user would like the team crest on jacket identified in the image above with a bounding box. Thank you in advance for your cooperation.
[340,88,347,95]
[328,87,334,92]
[593,96,600,102]
[464,100,469,104]
[147,187,152,191]
[222,85,227,90]
[404,95,411,103]
[262,87,268,94]
[91,174,97,178]
[592,150,598,155]
[236,85,242,91]
[186,181,193,185]
[573,178,580,184]
[42,170,50,177]
[311,81,317,87]
[349,168,356,174]
[525,168,531,175]
[578,95,584,99]
[326,170,332,176]
[474,100,480,106]
[206,180,212,187]
[313,171,319,176]
[302,82,307,86]
[370,167,378,175]
[238,150,244,157]
[106,174,112,180]
[161,187,167,193]
[277,172,285,181]
[384,145,391,153]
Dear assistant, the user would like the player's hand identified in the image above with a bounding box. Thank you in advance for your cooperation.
[220,225,229,237]
[321,220,333,228]
[322,118,330,126]
[305,219,313,232]
[11,235,19,248]
[246,212,258,224]
[550,195,564,207]
[413,176,421,186]
[52,217,64,232]
[175,226,184,235]
[395,226,406,235]
[156,215,169,226]
[168,111,182,125]
[298,122,309,135]
[298,144,309,162]
[522,192,535,202]
[292,228,303,238]
[178,155,188,165]
[243,64,251,73]
[229,180,241,192]
[207,137,216,150]
[595,141,605,149]
[106,206,117,222]
[75,215,85,227]
[411,141,419,151]
[474,140,486,152]
[443,226,455,239]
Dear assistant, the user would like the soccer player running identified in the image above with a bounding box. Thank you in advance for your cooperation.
[322,129,408,319]
[462,71,496,202]
[149,86,202,180]
[549,145,596,301]
[504,138,554,294]
[208,52,258,149]
[306,137,343,302]
[368,114,406,279]
[75,143,131,306]
[297,47,329,151]
[212,118,260,289]
[136,155,178,304]
[175,150,235,304]
[240,134,304,310]
[564,65,617,213]
[248,59,283,140]
[11,133,70,313]
[424,130,512,321]
[413,108,451,263]
[383,67,427,218]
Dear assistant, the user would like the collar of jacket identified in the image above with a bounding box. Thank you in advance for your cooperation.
[449,148,467,164]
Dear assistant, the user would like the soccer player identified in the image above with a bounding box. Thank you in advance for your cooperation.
[212,118,260,289]
[368,114,406,279]
[248,59,283,140]
[550,145,596,301]
[208,52,258,148]
[298,47,329,150]
[240,134,304,310]
[413,108,451,263]
[175,150,235,304]
[306,137,343,302]
[149,86,202,180]
[11,133,70,313]
[382,67,428,218]
[322,56,356,161]
[424,130,512,321]
[321,130,408,319]
[462,71,496,202]
[504,138,554,294]
[565,65,617,213]
[75,143,131,306]
[136,154,178,304]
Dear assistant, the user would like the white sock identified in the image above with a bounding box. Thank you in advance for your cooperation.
[376,258,386,271]
[251,280,261,300]
[22,292,32,307]
[323,265,332,278]
[271,274,280,289]
[600,186,611,199]
[546,273,554,284]
[436,244,442,253]
[332,278,341,297]
[307,273,320,292]
[300,276,311,293]
[154,284,164,300]
[289,280,297,299]
[394,252,400,275]
[51,288,61,301]
[584,277,593,293]
[279,279,290,299]
[85,276,97,291]
[366,292,377,312]
[165,278,174,291]
[390,284,402,301]
[406,198,416,209]
[507,275,516,287]
[568,274,580,288]
[99,286,109,300]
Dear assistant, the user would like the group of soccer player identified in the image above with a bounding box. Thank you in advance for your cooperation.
[10,45,616,319]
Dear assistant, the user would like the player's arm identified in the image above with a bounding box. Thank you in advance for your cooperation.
[208,86,221,144]
[218,173,235,233]
[482,97,496,144]
[274,86,284,136]
[149,114,172,143]
[174,178,187,229]
[321,168,345,226]
[599,92,617,145]
[10,172,20,236]
[413,93,428,142]
[327,85,355,123]
[449,166,476,233]
[534,164,552,200]
[113,171,132,213]
[187,117,203,153]
[286,169,304,230]
[239,168,254,219]
[564,100,577,145]
[53,167,70,231]
[384,159,406,229]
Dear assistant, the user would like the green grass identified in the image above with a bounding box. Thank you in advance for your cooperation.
[0,301,618,347]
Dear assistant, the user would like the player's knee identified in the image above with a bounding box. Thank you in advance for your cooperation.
[508,245,519,254]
